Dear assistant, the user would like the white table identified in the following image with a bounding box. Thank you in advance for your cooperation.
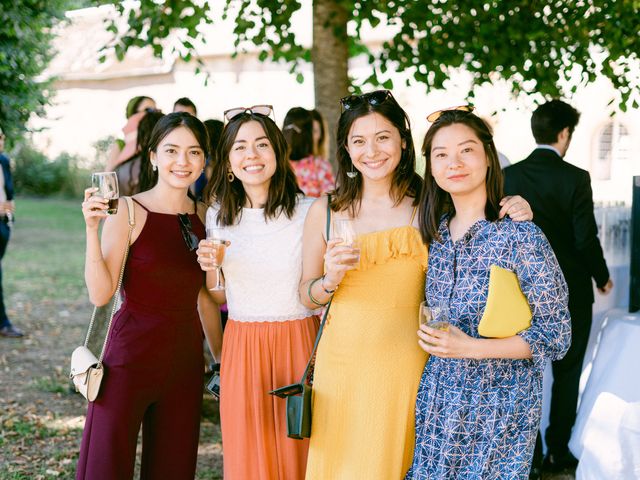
[567,310,640,479]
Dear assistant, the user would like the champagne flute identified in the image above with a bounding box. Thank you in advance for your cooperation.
[207,226,227,291]
[333,218,360,264]
[91,172,119,215]
[418,301,450,346]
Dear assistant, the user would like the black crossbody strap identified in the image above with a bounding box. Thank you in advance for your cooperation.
[299,194,333,384]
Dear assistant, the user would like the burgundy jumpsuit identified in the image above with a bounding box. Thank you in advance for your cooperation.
[76,199,205,479]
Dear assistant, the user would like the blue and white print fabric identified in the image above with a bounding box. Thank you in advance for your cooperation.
[407,216,571,480]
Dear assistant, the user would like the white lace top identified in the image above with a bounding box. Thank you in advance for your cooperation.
[206,196,316,323]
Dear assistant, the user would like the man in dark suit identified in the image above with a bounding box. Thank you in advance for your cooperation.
[0,127,24,338]
[504,100,612,477]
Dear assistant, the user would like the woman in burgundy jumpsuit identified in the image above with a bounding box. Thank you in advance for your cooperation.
[77,112,222,479]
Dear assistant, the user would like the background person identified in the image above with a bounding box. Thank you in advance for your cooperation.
[0,126,23,338]
[115,109,164,196]
[504,99,612,476]
[193,119,224,201]
[173,97,197,117]
[310,108,328,161]
[283,107,334,197]
[105,96,157,171]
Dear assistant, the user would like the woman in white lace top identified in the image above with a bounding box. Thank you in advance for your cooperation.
[197,106,319,480]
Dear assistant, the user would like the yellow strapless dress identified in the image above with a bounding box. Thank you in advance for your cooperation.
[305,226,429,479]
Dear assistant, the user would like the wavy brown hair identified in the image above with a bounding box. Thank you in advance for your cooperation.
[203,113,301,226]
[330,92,422,215]
[418,110,503,244]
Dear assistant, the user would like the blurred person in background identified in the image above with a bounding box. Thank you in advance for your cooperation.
[311,109,328,161]
[283,107,334,197]
[105,96,157,171]
[504,99,612,478]
[193,119,224,201]
[0,126,23,338]
[173,97,197,117]
[115,110,164,196]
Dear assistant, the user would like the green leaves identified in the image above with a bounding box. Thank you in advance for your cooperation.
[97,0,639,110]
[0,0,67,139]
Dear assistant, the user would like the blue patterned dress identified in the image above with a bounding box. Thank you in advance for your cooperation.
[408,217,571,480]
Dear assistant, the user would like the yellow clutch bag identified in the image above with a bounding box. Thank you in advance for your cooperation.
[478,265,532,338]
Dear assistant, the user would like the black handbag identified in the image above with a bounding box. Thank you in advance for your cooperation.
[270,196,333,439]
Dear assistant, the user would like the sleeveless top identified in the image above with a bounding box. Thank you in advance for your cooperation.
[122,198,205,312]
[206,195,315,322]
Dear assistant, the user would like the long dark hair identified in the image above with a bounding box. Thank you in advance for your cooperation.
[204,113,301,226]
[133,110,164,193]
[310,109,327,159]
[418,110,503,244]
[142,112,210,190]
[331,92,422,215]
[283,107,314,161]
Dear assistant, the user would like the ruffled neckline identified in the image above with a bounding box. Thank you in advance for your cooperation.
[354,225,428,271]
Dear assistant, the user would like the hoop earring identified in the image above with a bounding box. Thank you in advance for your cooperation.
[346,163,358,179]
[227,167,235,182]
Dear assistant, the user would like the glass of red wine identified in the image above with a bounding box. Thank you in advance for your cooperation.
[91,172,119,215]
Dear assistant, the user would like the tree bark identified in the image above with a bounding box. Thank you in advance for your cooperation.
[312,0,350,170]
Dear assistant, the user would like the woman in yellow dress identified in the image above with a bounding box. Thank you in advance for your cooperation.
[299,92,533,479]
[299,91,425,479]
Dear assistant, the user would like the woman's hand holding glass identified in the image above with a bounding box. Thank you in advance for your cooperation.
[418,321,477,358]
[323,237,359,289]
[81,187,110,230]
[196,231,231,291]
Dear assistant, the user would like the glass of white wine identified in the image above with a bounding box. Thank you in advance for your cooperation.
[206,226,227,291]
[91,172,119,215]
[333,218,360,264]
[418,301,450,346]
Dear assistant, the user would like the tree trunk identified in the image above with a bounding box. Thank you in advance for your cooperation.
[312,0,350,170]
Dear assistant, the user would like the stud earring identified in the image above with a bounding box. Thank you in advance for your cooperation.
[227,167,235,182]
[152,164,157,172]
[346,163,358,179]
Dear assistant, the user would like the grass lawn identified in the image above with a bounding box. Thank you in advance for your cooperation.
[0,196,222,479]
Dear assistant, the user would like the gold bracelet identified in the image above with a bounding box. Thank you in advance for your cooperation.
[308,277,329,307]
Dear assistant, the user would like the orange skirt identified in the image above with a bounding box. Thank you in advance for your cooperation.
[220,316,319,480]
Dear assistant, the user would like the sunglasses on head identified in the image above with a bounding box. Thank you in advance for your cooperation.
[178,213,199,251]
[223,105,274,123]
[340,90,393,111]
[426,105,475,123]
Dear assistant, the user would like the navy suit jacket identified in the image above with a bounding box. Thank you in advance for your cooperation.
[0,153,14,201]
[504,148,609,308]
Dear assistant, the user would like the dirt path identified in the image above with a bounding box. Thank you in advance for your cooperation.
[0,297,222,479]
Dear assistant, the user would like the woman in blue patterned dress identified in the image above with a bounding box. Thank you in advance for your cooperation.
[408,108,571,479]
